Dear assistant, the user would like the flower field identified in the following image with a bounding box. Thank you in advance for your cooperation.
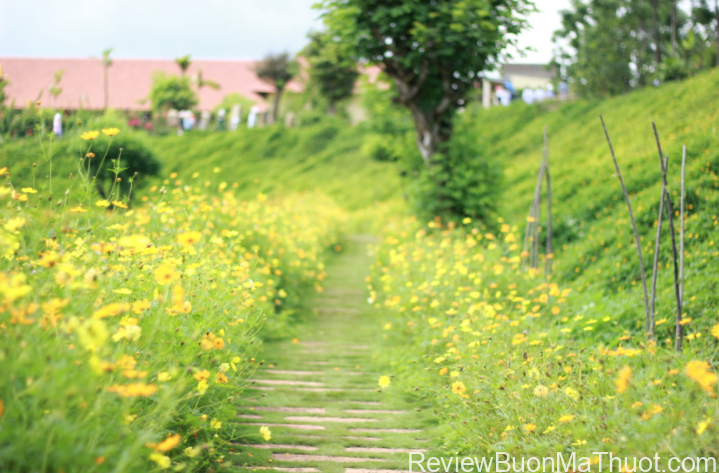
[0,131,345,471]
[369,216,719,461]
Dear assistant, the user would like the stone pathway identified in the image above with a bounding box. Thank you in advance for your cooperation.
[228,236,434,473]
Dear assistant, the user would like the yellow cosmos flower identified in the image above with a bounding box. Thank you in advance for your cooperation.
[533,385,549,397]
[177,231,203,247]
[711,324,719,340]
[686,361,718,397]
[149,452,170,469]
[616,366,631,394]
[70,206,88,213]
[210,418,222,429]
[524,423,537,432]
[102,127,120,136]
[194,370,210,381]
[213,338,225,350]
[260,425,272,441]
[112,201,128,209]
[150,434,181,452]
[21,188,37,193]
[95,200,111,207]
[107,383,157,397]
[132,299,151,314]
[153,265,180,286]
[197,380,208,394]
[378,375,391,388]
[81,131,100,140]
[558,415,574,423]
[451,381,467,395]
[216,372,228,384]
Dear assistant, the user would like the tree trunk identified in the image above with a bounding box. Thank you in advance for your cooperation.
[104,66,109,110]
[651,0,661,66]
[716,0,719,66]
[671,0,677,53]
[407,102,446,168]
[272,87,283,124]
[328,101,336,116]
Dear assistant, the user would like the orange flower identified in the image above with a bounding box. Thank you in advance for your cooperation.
[193,370,210,381]
[686,361,718,397]
[213,338,225,350]
[107,383,157,397]
[177,231,203,247]
[616,366,631,394]
[216,372,228,384]
[154,265,180,286]
[148,434,181,452]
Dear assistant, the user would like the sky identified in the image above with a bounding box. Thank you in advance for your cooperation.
[0,0,574,64]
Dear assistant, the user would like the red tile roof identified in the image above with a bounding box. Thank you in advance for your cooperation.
[0,57,304,111]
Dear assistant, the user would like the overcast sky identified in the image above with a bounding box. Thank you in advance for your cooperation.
[0,0,574,64]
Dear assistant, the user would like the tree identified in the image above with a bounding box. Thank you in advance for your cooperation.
[48,69,65,107]
[302,31,360,115]
[318,0,533,167]
[692,0,719,66]
[254,52,297,124]
[102,48,113,109]
[552,0,699,98]
[176,55,192,75]
[148,72,198,112]
[194,69,220,92]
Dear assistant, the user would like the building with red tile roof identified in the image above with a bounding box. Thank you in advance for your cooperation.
[0,57,304,112]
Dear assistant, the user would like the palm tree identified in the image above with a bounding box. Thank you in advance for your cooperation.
[102,48,113,110]
[254,52,296,124]
[176,55,192,75]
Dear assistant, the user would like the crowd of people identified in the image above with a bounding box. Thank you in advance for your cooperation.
[493,81,570,107]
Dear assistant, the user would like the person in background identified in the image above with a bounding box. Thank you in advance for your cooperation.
[545,83,556,100]
[521,87,535,105]
[52,113,62,137]
[495,85,512,106]
[217,109,226,130]
[558,81,569,100]
[534,87,546,103]
[247,106,259,129]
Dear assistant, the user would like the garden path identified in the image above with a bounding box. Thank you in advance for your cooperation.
[229,236,433,473]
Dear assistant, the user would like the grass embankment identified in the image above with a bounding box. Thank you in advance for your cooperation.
[369,69,719,459]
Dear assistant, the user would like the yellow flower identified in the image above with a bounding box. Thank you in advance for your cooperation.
[107,383,157,397]
[152,434,181,452]
[113,288,132,295]
[197,380,208,394]
[439,367,448,376]
[616,366,631,394]
[177,231,203,247]
[194,370,210,381]
[0,399,4,419]
[711,324,719,340]
[378,375,391,388]
[102,127,120,136]
[21,188,37,193]
[451,381,466,395]
[153,265,180,286]
[210,418,222,429]
[686,361,718,397]
[524,423,537,432]
[697,418,711,435]
[533,385,549,397]
[70,206,88,213]
[213,338,225,350]
[112,201,128,209]
[260,425,272,441]
[561,386,579,401]
[149,452,170,469]
[80,131,100,140]
[157,372,172,382]
[558,415,574,423]
[216,372,228,384]
[95,200,111,207]
[132,299,151,314]
[184,447,201,457]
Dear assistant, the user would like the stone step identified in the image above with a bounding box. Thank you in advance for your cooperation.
[343,410,407,415]
[345,447,427,453]
[241,444,318,452]
[238,423,325,431]
[285,416,378,423]
[252,380,324,386]
[252,407,326,414]
[271,453,384,463]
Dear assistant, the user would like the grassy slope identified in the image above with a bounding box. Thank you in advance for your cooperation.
[468,68,719,335]
[149,123,403,212]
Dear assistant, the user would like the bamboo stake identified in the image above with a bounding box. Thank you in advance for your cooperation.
[532,181,542,269]
[524,160,544,270]
[648,156,668,337]
[600,115,650,327]
[544,127,553,276]
[652,122,683,351]
[679,145,686,306]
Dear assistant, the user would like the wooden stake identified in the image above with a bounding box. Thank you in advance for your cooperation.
[648,156,668,337]
[544,127,553,276]
[652,122,683,351]
[600,115,650,327]
[679,145,686,306]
